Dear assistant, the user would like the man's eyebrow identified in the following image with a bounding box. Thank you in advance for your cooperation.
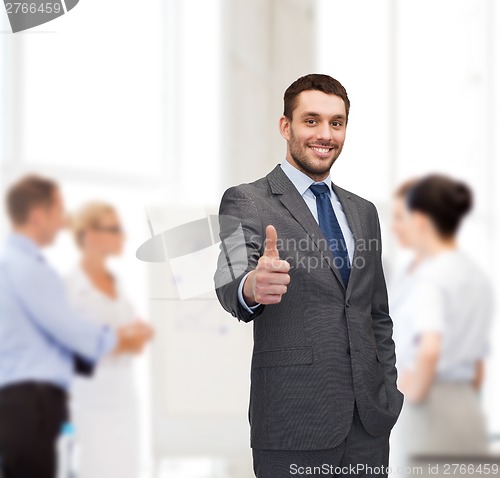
[301,112,321,118]
[300,112,346,120]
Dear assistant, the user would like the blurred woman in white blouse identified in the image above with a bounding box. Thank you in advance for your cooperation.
[391,175,493,460]
[66,202,153,478]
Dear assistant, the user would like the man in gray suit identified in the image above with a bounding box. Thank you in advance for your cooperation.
[214,74,403,477]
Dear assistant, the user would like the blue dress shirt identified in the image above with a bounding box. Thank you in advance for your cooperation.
[237,160,355,313]
[0,233,117,390]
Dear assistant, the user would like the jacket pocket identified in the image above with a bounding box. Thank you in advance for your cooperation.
[252,346,313,368]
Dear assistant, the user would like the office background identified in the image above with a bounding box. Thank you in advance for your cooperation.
[1,0,499,476]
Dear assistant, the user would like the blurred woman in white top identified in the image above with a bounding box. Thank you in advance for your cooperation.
[391,175,493,460]
[66,202,153,478]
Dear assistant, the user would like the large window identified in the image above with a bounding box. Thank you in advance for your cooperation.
[8,0,166,181]
[0,1,222,476]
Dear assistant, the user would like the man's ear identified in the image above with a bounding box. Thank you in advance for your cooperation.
[279,115,291,141]
[29,206,44,228]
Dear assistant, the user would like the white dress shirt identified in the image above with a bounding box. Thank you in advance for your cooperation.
[238,159,355,313]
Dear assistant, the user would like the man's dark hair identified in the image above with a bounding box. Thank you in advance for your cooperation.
[283,74,350,122]
[6,174,58,225]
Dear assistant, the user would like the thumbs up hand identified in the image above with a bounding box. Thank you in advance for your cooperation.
[243,225,291,306]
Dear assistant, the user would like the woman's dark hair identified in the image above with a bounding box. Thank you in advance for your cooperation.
[394,177,419,199]
[406,174,473,238]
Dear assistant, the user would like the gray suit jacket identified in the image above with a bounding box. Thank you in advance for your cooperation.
[214,165,403,451]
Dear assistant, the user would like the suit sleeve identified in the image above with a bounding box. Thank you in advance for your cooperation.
[369,204,401,401]
[214,185,265,322]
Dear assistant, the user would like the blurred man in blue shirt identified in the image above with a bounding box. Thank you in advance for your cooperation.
[0,175,152,478]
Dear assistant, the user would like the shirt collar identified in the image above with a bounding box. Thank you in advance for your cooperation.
[6,232,45,261]
[280,159,334,197]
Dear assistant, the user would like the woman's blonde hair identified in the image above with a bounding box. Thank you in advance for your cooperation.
[68,202,117,249]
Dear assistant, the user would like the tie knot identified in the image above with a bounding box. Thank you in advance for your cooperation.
[309,183,330,198]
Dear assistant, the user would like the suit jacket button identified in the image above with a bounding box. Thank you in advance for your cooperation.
[231,311,237,317]
[346,301,351,308]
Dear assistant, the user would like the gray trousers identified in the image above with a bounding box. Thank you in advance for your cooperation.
[252,403,390,478]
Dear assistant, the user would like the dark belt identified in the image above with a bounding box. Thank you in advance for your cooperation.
[0,380,67,399]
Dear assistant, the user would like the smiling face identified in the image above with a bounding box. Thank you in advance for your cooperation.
[279,90,347,181]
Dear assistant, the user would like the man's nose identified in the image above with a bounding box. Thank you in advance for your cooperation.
[316,122,332,141]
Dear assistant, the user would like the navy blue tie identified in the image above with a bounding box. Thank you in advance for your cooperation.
[309,183,351,287]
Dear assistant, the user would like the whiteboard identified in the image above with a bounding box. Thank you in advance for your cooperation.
[143,205,254,457]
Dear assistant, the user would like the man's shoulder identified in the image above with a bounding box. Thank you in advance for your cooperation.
[221,173,273,203]
[1,242,30,267]
[1,241,51,286]
[333,183,377,211]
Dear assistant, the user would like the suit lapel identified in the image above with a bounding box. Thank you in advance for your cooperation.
[267,166,346,289]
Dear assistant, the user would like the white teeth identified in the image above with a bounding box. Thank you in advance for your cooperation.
[311,147,329,154]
